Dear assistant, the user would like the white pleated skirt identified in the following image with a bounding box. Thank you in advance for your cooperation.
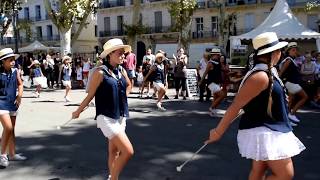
[237,126,306,161]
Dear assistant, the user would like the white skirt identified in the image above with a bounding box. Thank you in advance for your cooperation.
[237,126,306,161]
[33,77,48,88]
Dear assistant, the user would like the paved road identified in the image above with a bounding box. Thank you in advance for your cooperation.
[0,88,319,180]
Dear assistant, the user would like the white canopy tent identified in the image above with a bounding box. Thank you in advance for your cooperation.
[230,0,320,52]
[18,40,59,52]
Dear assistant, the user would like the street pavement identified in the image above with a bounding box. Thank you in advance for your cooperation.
[0,87,319,180]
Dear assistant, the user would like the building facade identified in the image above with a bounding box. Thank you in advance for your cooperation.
[1,0,98,54]
[97,0,320,67]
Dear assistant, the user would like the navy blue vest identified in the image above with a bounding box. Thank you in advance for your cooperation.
[207,59,222,84]
[95,67,129,120]
[281,56,301,84]
[239,69,292,133]
[0,68,18,111]
[153,63,165,84]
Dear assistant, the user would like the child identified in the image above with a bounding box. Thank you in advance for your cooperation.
[76,63,83,89]
[62,56,72,102]
[31,60,45,97]
[0,48,27,168]
[136,66,143,95]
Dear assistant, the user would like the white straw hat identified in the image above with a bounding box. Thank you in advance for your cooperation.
[155,52,165,59]
[33,60,40,64]
[210,48,221,55]
[99,38,131,59]
[286,42,298,51]
[62,55,72,63]
[253,32,288,56]
[0,48,20,61]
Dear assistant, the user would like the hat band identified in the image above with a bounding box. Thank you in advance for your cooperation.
[0,52,14,60]
[255,40,279,53]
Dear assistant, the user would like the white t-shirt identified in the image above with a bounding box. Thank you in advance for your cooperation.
[76,67,83,80]
[83,61,91,72]
[198,58,208,78]
[143,54,156,65]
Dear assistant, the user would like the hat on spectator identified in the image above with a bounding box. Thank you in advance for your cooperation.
[100,38,131,59]
[155,52,165,60]
[0,48,20,61]
[62,55,72,63]
[210,48,221,55]
[253,32,288,56]
[33,60,40,64]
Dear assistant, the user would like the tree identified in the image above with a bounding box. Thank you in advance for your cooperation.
[44,0,98,55]
[306,0,320,11]
[168,0,197,54]
[0,0,17,38]
[125,0,142,53]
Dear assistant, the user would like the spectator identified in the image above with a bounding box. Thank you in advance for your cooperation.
[197,51,210,102]
[123,51,136,92]
[173,48,188,100]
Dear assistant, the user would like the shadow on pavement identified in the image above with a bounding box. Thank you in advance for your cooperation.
[1,99,319,180]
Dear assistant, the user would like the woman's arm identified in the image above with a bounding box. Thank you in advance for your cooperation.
[72,69,103,119]
[205,71,269,144]
[15,70,23,107]
[279,60,290,77]
[121,68,132,96]
[143,66,155,82]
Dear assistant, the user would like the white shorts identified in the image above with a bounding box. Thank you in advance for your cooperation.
[208,82,221,94]
[153,82,165,91]
[33,77,48,88]
[62,80,72,87]
[97,115,127,139]
[0,110,17,116]
[285,82,302,94]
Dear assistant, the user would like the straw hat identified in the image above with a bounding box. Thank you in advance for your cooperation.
[0,48,20,61]
[33,60,40,64]
[210,48,221,55]
[99,38,131,59]
[62,55,72,63]
[155,52,165,59]
[286,42,298,52]
[253,32,288,56]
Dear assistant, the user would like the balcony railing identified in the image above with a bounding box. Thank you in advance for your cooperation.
[192,31,218,39]
[0,35,60,46]
[99,30,125,37]
[19,16,50,22]
[197,2,206,9]
[100,0,125,8]
[145,26,174,34]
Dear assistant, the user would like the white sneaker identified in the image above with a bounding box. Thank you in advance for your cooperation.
[107,175,111,180]
[0,155,9,167]
[64,96,71,102]
[209,108,218,117]
[156,102,166,111]
[33,92,40,98]
[290,121,298,127]
[288,113,300,123]
[8,154,27,161]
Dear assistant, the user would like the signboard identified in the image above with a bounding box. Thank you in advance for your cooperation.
[185,69,198,98]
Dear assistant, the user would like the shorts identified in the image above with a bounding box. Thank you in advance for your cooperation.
[83,71,89,77]
[285,82,303,94]
[153,82,165,91]
[0,110,17,116]
[126,70,136,79]
[62,80,72,87]
[208,82,221,94]
[97,115,127,139]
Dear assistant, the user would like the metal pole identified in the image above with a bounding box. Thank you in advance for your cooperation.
[12,1,19,53]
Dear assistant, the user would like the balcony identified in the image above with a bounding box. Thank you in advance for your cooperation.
[100,0,125,8]
[19,16,50,22]
[207,1,221,8]
[197,1,206,9]
[192,31,218,39]
[226,0,257,6]
[0,35,60,46]
[145,26,174,34]
[99,30,125,37]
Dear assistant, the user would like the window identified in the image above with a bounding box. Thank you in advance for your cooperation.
[117,16,123,35]
[196,17,204,38]
[35,5,41,21]
[103,17,110,36]
[95,25,98,37]
[47,25,53,40]
[24,7,29,20]
[154,11,163,33]
[211,16,218,36]
[244,13,255,32]
[36,26,43,39]
[307,15,318,31]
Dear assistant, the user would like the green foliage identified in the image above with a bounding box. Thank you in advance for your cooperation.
[305,1,320,11]
[168,0,197,32]
[123,24,148,37]
[45,0,98,30]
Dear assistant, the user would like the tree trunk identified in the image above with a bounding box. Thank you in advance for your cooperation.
[179,19,192,55]
[128,0,141,53]
[60,28,72,56]
[218,0,226,52]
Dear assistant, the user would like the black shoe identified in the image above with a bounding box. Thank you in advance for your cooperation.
[174,95,178,99]
[164,95,169,99]
[183,96,187,100]
[198,99,204,102]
